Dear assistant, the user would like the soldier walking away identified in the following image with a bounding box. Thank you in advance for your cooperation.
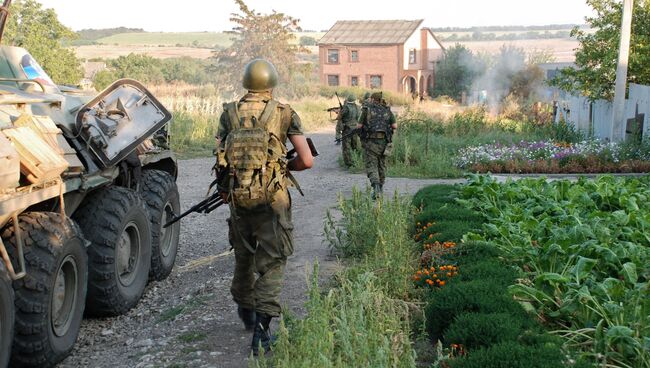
[214,59,314,355]
[357,92,396,199]
[337,94,360,167]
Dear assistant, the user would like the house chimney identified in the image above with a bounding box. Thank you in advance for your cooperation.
[420,28,429,69]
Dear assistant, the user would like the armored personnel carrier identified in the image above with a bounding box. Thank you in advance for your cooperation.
[0,1,180,366]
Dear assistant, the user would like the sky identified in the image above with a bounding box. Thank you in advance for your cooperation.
[36,0,595,33]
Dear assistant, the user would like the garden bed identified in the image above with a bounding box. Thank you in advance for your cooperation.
[456,140,650,174]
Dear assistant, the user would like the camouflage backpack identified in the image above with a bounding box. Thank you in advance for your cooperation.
[366,103,392,134]
[219,99,289,209]
[342,102,359,128]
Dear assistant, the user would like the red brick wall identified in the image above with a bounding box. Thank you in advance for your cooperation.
[319,44,401,93]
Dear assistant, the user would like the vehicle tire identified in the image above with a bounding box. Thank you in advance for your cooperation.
[0,261,14,368]
[73,186,151,316]
[141,170,180,281]
[2,213,88,368]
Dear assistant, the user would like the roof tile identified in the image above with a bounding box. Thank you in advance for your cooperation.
[319,19,423,45]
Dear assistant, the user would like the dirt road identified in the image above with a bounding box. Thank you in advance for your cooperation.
[60,127,461,368]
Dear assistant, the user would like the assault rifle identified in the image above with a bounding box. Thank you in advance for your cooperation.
[334,128,360,144]
[326,92,345,120]
[163,138,319,228]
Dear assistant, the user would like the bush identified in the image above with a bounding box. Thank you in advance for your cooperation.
[457,259,518,286]
[448,341,566,368]
[445,312,525,349]
[425,279,527,339]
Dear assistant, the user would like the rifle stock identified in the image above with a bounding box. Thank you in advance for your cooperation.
[286,137,319,160]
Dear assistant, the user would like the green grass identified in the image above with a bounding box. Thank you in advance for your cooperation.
[97,32,234,48]
[157,295,210,323]
[177,332,207,343]
[254,189,418,367]
[96,31,324,48]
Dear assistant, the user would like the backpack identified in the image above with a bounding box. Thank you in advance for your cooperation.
[342,102,359,128]
[366,103,392,134]
[220,99,289,209]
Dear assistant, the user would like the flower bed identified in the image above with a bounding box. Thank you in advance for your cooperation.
[456,140,650,174]
[459,175,650,367]
[411,185,580,368]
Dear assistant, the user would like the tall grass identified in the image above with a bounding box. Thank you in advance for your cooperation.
[347,107,579,178]
[255,189,418,366]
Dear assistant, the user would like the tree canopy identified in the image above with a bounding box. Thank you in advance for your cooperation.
[552,0,650,100]
[433,44,482,100]
[3,0,83,85]
[212,0,306,96]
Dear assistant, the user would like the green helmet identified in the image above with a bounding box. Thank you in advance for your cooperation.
[242,59,279,92]
[371,91,383,101]
[346,94,356,102]
[363,92,371,100]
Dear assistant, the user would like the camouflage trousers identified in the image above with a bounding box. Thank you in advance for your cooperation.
[228,190,294,317]
[362,139,388,186]
[341,128,360,166]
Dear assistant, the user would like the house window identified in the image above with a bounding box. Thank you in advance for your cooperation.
[369,75,382,89]
[327,74,340,86]
[350,76,359,87]
[327,49,339,64]
[409,49,417,64]
[350,50,359,62]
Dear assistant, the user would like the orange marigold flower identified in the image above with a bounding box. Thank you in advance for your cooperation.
[426,279,434,285]
[424,269,430,275]
[447,272,452,277]
[439,281,446,286]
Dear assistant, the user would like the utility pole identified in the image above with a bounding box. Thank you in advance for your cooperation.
[610,0,634,142]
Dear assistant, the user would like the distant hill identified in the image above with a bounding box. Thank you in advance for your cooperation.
[78,27,146,40]
[96,32,234,48]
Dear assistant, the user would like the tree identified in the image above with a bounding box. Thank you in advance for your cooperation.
[433,44,482,101]
[552,0,650,100]
[3,0,83,85]
[212,0,306,96]
[299,36,317,46]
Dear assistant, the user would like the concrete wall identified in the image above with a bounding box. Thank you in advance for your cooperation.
[555,83,650,140]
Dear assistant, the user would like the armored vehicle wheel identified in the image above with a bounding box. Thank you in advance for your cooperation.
[1,213,88,368]
[74,186,151,316]
[0,261,14,368]
[141,170,180,281]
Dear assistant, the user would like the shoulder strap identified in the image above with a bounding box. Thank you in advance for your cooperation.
[224,102,241,130]
[258,100,279,128]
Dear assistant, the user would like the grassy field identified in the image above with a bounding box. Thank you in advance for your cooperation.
[441,38,579,62]
[73,45,214,60]
[95,31,325,47]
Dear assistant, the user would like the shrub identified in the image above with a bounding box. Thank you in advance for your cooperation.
[448,341,566,368]
[425,279,527,338]
[457,259,518,286]
[445,312,524,349]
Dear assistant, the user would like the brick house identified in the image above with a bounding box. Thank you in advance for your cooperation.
[318,20,445,95]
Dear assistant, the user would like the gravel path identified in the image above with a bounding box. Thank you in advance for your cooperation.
[59,126,463,368]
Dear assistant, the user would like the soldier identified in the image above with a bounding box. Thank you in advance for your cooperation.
[337,94,360,167]
[356,91,396,199]
[215,59,313,355]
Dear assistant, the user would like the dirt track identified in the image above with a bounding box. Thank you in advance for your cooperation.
[59,126,461,368]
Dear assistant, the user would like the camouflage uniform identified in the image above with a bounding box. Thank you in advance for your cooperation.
[358,97,395,196]
[338,99,360,166]
[217,90,303,318]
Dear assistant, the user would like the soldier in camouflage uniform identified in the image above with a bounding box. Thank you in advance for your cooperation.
[337,94,360,167]
[356,92,396,199]
[215,59,313,355]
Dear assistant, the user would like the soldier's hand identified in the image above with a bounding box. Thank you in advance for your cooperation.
[220,192,229,203]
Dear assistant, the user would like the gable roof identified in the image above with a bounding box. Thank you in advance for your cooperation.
[318,19,424,45]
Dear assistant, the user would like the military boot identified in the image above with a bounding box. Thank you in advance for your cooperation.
[371,183,381,200]
[251,312,273,356]
[237,305,256,331]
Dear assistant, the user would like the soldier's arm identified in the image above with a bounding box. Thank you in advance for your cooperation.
[356,107,367,130]
[287,135,313,171]
[286,108,313,171]
[389,111,397,130]
[216,112,229,147]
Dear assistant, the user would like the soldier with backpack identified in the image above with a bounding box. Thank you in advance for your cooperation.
[337,94,360,167]
[214,59,313,355]
[356,91,396,199]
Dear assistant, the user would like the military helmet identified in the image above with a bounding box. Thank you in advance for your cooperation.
[346,94,356,102]
[242,59,279,92]
[363,92,371,100]
[371,91,383,101]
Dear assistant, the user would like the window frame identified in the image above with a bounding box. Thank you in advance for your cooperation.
[350,49,359,63]
[409,48,417,64]
[350,75,359,87]
[327,48,340,64]
[369,74,383,89]
[327,74,340,87]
